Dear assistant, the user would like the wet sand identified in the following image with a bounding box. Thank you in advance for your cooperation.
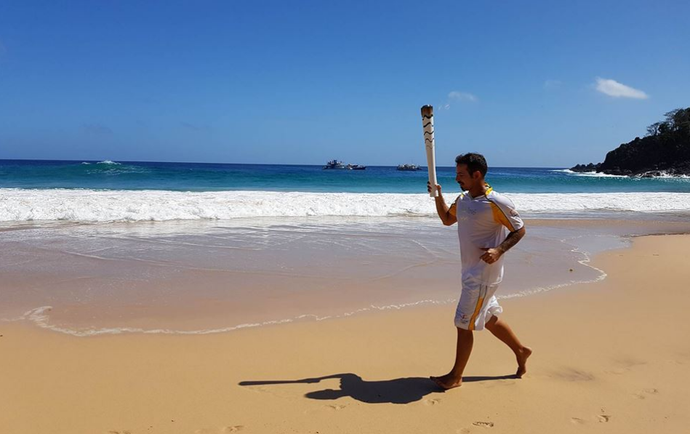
[4,217,690,335]
[1,234,690,433]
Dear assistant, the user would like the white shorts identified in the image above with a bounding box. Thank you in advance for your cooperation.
[454,280,503,331]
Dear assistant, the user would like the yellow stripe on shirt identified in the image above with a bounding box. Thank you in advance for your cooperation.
[448,193,463,218]
[489,201,515,232]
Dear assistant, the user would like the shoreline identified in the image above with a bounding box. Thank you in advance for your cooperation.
[3,189,690,223]
[3,217,690,337]
[1,234,690,433]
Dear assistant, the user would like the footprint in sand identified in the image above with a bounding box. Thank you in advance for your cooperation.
[472,421,495,428]
[483,380,516,388]
[552,368,595,382]
[634,388,659,399]
[424,398,441,406]
[597,415,611,423]
[570,417,586,425]
[303,404,347,415]
[195,426,244,434]
[675,350,690,362]
[608,356,647,375]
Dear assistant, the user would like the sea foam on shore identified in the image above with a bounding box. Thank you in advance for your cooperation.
[2,188,690,223]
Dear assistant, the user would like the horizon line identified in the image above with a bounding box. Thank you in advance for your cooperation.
[0,158,569,170]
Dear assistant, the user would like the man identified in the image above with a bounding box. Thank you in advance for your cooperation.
[428,153,532,390]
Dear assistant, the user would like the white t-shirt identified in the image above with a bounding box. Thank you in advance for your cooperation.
[449,186,524,286]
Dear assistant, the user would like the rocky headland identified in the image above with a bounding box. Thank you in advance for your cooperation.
[572,107,690,177]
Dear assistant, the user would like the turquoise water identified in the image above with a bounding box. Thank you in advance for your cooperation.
[2,159,690,193]
[3,159,690,335]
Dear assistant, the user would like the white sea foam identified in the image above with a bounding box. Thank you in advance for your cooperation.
[557,169,690,179]
[510,192,690,213]
[554,169,627,178]
[634,171,690,179]
[81,160,120,166]
[1,189,689,223]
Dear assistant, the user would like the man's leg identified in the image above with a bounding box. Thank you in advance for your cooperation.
[485,315,532,377]
[431,327,473,390]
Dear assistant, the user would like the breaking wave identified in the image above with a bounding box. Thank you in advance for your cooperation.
[1,189,690,223]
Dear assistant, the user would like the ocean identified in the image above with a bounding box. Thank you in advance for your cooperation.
[2,159,690,223]
[2,159,690,336]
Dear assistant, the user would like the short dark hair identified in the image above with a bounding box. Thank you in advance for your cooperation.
[455,153,488,177]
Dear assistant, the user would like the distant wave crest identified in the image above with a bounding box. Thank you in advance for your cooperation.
[81,160,121,166]
[553,169,627,178]
[1,189,690,223]
[74,161,148,175]
[555,169,690,179]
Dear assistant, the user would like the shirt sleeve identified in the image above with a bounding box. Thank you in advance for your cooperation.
[448,194,462,217]
[489,194,524,232]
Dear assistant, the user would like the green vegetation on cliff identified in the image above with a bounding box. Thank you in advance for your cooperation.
[572,108,690,176]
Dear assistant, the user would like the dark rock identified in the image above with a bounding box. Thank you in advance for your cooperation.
[570,163,601,172]
[572,107,690,177]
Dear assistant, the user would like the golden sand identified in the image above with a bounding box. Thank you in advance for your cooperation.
[1,235,689,433]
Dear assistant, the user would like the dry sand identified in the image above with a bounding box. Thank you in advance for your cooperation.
[1,234,689,433]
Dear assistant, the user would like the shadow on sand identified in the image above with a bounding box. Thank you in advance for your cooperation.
[239,373,516,404]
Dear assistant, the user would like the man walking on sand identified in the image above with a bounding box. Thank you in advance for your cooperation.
[428,153,532,390]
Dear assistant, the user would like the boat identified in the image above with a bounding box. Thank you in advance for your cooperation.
[323,160,367,170]
[323,160,347,170]
[397,164,421,171]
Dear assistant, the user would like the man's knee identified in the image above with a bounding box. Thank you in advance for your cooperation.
[456,327,473,336]
[485,315,499,330]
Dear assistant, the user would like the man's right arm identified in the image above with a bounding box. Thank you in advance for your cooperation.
[428,182,457,226]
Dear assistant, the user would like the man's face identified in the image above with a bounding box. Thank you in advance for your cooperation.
[455,164,479,191]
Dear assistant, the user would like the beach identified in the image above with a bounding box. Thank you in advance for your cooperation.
[2,162,690,433]
[3,1,689,431]
[3,217,686,336]
[1,231,690,433]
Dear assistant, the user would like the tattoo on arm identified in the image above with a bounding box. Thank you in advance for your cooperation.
[498,228,525,254]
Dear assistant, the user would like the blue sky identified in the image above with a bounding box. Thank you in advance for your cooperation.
[1,0,688,167]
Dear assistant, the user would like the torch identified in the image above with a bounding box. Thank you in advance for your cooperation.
[421,105,438,197]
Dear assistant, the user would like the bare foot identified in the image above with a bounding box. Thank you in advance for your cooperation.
[516,346,533,378]
[430,373,462,390]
